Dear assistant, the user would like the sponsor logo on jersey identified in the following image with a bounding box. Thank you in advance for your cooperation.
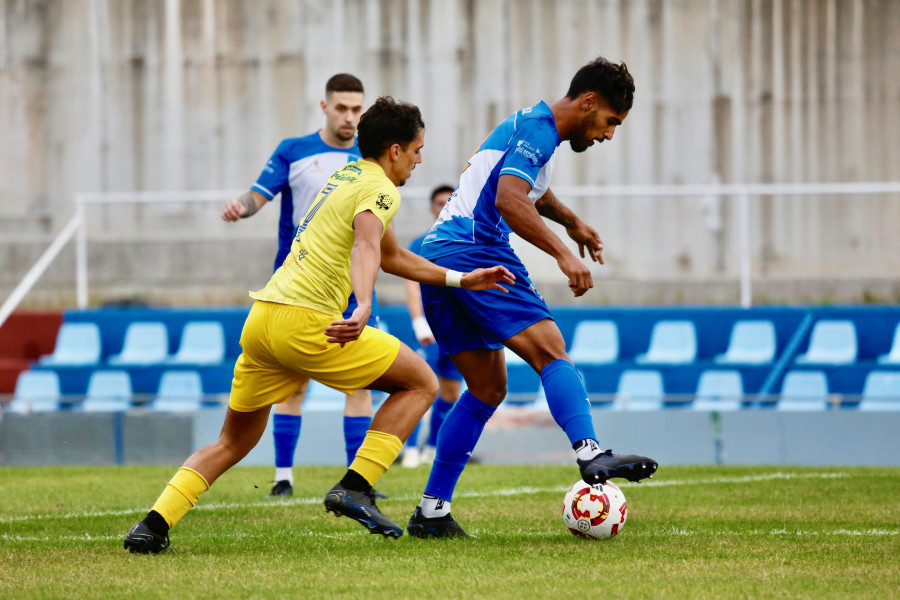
[514,139,542,165]
[375,193,394,210]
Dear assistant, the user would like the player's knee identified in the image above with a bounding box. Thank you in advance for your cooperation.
[421,369,439,399]
[469,381,506,405]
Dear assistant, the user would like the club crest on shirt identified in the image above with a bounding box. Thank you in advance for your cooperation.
[375,193,394,211]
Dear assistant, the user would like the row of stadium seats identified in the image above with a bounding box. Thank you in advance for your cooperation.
[10,365,898,414]
[549,318,900,366]
[7,369,221,413]
[597,368,900,411]
[7,368,359,414]
[37,315,900,369]
[39,321,227,366]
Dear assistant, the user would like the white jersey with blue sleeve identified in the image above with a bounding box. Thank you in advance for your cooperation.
[420,101,561,260]
[251,132,361,267]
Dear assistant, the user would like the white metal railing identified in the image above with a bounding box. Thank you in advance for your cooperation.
[0,209,84,329]
[3,182,900,330]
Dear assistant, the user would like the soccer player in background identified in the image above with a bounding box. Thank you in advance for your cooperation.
[124,97,515,553]
[400,184,464,468]
[221,74,385,499]
[406,57,658,539]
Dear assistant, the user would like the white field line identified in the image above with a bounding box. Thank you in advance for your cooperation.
[2,527,896,545]
[0,470,849,526]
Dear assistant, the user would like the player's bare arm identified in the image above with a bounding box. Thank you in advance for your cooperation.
[324,209,383,345]
[379,222,516,292]
[535,188,604,264]
[495,174,593,296]
[222,190,267,222]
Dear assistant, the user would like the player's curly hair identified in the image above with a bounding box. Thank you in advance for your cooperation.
[566,57,634,114]
[357,96,425,159]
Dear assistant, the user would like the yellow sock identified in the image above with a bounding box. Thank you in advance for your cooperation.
[349,430,403,486]
[150,466,210,528]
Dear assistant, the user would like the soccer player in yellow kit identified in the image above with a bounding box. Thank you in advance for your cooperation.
[123,97,515,552]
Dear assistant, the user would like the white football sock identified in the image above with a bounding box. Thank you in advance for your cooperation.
[275,467,293,485]
[574,438,601,462]
[419,494,451,518]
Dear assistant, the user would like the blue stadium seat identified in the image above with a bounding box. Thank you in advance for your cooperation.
[614,370,664,411]
[82,370,133,412]
[714,320,776,365]
[776,370,830,411]
[858,371,900,411]
[39,322,102,366]
[108,322,169,365]
[8,370,61,413]
[504,346,527,366]
[794,320,857,365]
[152,370,204,412]
[568,320,619,365]
[635,320,697,364]
[693,370,744,411]
[303,380,346,411]
[168,321,226,365]
[878,323,900,365]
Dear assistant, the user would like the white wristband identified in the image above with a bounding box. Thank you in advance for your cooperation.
[412,316,433,341]
[445,269,464,288]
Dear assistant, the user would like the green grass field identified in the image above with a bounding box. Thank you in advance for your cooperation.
[1,464,898,599]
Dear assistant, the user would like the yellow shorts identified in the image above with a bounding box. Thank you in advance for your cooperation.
[229,301,401,412]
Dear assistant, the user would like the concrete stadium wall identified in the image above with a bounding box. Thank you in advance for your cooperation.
[2,1,900,307]
[2,407,898,467]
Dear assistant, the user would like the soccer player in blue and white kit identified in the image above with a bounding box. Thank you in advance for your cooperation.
[222,74,384,498]
[406,57,658,538]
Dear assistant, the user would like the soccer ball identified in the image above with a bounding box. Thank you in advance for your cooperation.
[562,479,627,539]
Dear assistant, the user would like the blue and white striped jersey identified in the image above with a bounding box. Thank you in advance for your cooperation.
[420,101,561,260]
[251,132,361,264]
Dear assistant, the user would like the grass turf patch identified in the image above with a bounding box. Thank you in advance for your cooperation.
[1,465,897,599]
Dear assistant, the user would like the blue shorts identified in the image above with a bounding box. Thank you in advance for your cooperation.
[344,290,381,328]
[418,342,463,381]
[420,246,552,357]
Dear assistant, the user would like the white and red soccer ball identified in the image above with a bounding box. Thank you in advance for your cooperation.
[562,480,627,540]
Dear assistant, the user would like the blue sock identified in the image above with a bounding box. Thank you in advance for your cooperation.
[405,422,421,448]
[541,359,597,445]
[427,397,454,447]
[343,415,371,466]
[424,391,496,502]
[273,414,302,469]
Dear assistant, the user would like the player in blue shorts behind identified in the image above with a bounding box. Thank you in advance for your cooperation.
[400,185,464,468]
[407,57,658,539]
[222,74,385,498]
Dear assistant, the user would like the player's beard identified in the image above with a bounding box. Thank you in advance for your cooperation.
[333,126,356,142]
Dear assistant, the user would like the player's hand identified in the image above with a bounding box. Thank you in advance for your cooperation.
[566,219,604,264]
[324,305,371,346]
[222,198,247,222]
[460,266,516,293]
[557,253,593,297]
[411,316,435,346]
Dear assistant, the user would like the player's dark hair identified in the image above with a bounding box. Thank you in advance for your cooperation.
[566,57,634,114]
[326,73,364,95]
[430,185,454,201]
[357,96,425,159]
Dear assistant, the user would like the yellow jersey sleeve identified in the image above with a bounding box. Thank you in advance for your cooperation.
[353,182,401,237]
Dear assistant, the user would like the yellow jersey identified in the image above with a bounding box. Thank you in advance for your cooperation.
[250,159,401,316]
